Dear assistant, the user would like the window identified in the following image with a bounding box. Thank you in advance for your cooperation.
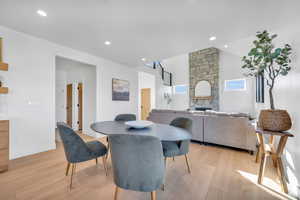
[224,79,246,91]
[173,85,188,94]
[256,75,264,103]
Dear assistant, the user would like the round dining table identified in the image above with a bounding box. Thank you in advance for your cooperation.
[90,121,192,141]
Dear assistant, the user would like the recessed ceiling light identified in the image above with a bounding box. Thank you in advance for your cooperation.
[104,41,111,46]
[209,36,216,41]
[141,58,146,62]
[37,10,47,17]
[224,44,228,48]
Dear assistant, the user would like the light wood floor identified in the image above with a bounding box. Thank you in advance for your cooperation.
[0,135,295,200]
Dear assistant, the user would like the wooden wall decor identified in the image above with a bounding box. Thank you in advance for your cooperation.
[0,38,8,70]
[0,62,8,71]
[0,37,10,172]
[0,120,9,172]
[0,87,8,94]
[0,37,2,62]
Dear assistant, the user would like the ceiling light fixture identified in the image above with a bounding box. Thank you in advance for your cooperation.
[37,10,47,17]
[141,58,146,62]
[104,41,111,46]
[224,44,228,48]
[209,36,216,41]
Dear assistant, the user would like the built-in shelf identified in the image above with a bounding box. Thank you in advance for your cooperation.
[0,120,9,172]
[0,87,8,94]
[0,38,9,173]
[0,62,8,71]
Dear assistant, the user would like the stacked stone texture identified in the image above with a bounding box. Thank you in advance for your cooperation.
[189,47,219,110]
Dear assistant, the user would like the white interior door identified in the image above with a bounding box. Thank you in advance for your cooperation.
[55,81,66,123]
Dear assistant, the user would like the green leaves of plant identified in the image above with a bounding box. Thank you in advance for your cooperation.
[241,30,292,80]
[271,48,282,58]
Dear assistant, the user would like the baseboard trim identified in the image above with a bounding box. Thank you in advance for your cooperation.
[191,140,254,154]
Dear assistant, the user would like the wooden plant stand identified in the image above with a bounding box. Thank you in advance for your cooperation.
[255,128,294,194]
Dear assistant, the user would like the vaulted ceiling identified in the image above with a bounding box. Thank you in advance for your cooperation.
[0,0,299,66]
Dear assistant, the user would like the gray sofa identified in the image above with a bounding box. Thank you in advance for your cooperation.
[147,109,257,152]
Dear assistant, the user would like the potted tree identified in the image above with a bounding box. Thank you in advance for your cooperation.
[242,30,292,131]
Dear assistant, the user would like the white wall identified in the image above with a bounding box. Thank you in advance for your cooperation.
[55,70,67,123]
[161,54,189,110]
[99,60,138,122]
[0,25,138,159]
[56,57,96,136]
[219,50,255,114]
[138,72,156,119]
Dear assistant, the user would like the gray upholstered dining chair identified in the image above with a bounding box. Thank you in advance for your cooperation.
[162,117,192,173]
[105,113,137,159]
[109,134,164,200]
[57,122,108,189]
[161,117,192,191]
[114,113,136,122]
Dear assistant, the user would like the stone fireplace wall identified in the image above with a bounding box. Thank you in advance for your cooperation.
[189,47,219,110]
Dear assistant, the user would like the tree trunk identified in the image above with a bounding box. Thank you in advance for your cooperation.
[269,86,275,110]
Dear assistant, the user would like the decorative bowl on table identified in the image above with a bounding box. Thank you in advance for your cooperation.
[125,120,153,129]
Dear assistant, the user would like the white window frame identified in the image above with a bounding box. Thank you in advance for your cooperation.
[224,78,247,91]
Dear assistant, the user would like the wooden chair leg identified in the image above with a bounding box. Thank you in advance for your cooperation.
[106,139,110,159]
[114,186,119,200]
[151,191,156,200]
[161,157,167,191]
[276,157,288,193]
[106,150,109,160]
[70,163,76,189]
[95,158,98,164]
[271,154,278,168]
[255,148,260,163]
[173,157,175,161]
[66,162,71,176]
[164,157,167,167]
[268,136,277,167]
[102,156,108,176]
[258,153,267,184]
[184,154,191,174]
